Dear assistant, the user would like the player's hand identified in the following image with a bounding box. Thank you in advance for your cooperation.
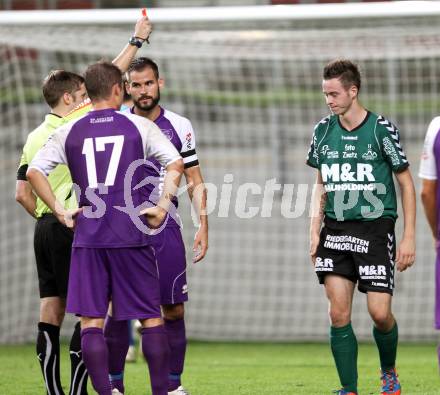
[140,205,166,229]
[193,225,208,263]
[309,232,320,266]
[395,236,415,272]
[55,207,83,229]
[134,10,152,41]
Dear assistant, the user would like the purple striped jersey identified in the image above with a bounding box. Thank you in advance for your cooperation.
[127,106,199,227]
[29,108,181,248]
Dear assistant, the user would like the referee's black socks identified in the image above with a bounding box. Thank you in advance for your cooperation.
[69,321,89,395]
[36,322,65,395]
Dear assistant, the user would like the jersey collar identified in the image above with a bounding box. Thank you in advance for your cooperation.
[44,113,66,129]
[338,110,370,133]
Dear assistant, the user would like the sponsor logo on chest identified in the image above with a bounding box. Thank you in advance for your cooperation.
[321,144,339,159]
[321,163,375,182]
[343,144,357,159]
[362,144,378,161]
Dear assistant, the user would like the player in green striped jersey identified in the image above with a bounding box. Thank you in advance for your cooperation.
[307,60,416,395]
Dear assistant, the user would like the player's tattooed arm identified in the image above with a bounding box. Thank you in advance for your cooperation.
[309,171,326,265]
[112,12,152,72]
[395,168,416,272]
[421,179,437,242]
[184,165,208,263]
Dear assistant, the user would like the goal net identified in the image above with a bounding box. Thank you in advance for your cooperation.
[0,3,439,342]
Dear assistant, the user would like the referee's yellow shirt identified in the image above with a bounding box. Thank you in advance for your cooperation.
[18,114,77,218]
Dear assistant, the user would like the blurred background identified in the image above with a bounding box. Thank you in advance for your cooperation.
[0,1,439,346]
[0,0,410,10]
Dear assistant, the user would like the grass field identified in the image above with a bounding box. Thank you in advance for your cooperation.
[0,342,439,395]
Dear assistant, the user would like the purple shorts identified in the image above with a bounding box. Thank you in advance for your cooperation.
[151,226,188,305]
[66,246,161,320]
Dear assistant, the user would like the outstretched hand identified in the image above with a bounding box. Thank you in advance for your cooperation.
[134,9,152,41]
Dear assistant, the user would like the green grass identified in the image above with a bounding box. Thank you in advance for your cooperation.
[0,342,438,394]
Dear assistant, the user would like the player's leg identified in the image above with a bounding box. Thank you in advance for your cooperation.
[315,219,359,394]
[367,292,400,394]
[66,247,112,395]
[110,246,169,395]
[103,303,130,394]
[162,304,187,393]
[37,297,66,395]
[69,321,89,395]
[34,216,66,395]
[139,317,170,395]
[357,217,400,394]
[325,275,358,394]
[81,318,111,395]
[48,217,89,395]
[156,228,189,393]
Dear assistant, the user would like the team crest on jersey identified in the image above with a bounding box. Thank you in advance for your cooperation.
[161,129,174,141]
[362,144,378,160]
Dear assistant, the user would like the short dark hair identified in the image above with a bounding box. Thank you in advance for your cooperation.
[126,57,160,81]
[84,61,122,101]
[323,59,361,91]
[42,70,84,108]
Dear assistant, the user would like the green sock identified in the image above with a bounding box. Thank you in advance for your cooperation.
[373,322,398,371]
[330,323,358,393]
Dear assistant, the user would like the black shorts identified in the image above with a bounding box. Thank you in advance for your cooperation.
[315,216,396,295]
[34,214,74,298]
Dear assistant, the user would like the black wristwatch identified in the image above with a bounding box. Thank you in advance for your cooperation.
[129,36,145,48]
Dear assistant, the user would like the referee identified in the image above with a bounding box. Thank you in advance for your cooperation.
[16,70,89,395]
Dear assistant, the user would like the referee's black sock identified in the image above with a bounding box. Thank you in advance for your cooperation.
[37,322,65,395]
[69,322,89,395]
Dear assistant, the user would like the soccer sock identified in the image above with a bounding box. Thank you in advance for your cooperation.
[141,325,170,395]
[330,323,358,393]
[103,316,129,393]
[164,318,187,391]
[373,322,398,371]
[69,322,89,395]
[36,322,65,395]
[128,320,135,347]
[81,327,112,395]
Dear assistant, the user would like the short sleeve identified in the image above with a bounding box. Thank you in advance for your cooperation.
[177,118,199,169]
[144,122,181,168]
[29,126,69,176]
[377,117,409,173]
[17,145,29,180]
[306,132,319,169]
[419,117,440,180]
